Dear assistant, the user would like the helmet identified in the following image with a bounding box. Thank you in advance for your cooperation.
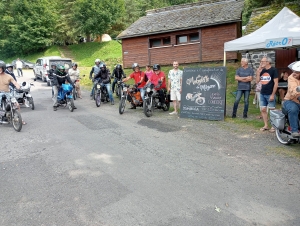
[95,59,101,63]
[100,63,106,71]
[132,63,139,71]
[288,61,300,72]
[0,60,6,72]
[6,64,13,69]
[51,63,57,68]
[116,64,122,70]
[56,65,65,75]
[72,63,78,67]
[153,64,161,71]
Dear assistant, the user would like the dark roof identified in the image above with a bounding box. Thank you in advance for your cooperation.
[117,0,244,39]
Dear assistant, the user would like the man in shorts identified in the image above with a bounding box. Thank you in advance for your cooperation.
[167,61,182,115]
[256,57,278,132]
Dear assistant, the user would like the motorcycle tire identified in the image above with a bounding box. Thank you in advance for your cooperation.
[143,97,153,117]
[12,109,22,132]
[275,126,292,145]
[117,86,122,98]
[96,92,101,107]
[68,99,75,112]
[162,102,170,111]
[28,97,35,110]
[73,89,77,100]
[119,95,126,114]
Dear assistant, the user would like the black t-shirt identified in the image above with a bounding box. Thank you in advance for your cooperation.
[259,67,278,95]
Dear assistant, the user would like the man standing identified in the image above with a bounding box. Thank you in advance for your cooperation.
[16,58,23,77]
[167,61,182,115]
[256,57,278,132]
[283,61,300,137]
[232,58,254,118]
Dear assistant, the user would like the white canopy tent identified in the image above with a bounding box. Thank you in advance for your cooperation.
[223,7,300,65]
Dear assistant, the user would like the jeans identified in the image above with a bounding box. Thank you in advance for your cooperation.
[283,100,300,133]
[112,78,120,93]
[139,88,145,101]
[103,83,114,101]
[232,90,250,115]
[52,86,58,106]
[17,68,23,77]
[260,93,276,108]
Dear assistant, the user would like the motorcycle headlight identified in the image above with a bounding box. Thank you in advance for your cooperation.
[146,87,151,92]
[123,87,127,92]
[96,84,101,89]
[11,97,17,103]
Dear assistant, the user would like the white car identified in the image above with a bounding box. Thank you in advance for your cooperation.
[33,56,72,86]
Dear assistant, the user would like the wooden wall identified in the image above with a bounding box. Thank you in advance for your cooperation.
[121,23,239,68]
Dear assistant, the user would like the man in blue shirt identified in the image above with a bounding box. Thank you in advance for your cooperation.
[232,58,254,118]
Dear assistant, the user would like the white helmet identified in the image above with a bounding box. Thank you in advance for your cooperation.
[95,59,101,63]
[288,61,300,72]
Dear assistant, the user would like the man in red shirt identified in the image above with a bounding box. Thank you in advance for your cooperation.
[123,63,146,108]
[146,64,166,107]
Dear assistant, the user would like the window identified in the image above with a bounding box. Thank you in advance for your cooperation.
[177,33,200,44]
[150,36,171,48]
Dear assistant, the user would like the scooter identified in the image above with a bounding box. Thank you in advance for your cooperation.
[10,81,35,110]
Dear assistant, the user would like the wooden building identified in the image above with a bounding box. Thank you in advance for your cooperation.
[117,0,244,68]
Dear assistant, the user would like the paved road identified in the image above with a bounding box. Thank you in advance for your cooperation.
[1,70,299,226]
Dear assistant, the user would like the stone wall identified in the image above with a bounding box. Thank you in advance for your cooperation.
[242,51,275,71]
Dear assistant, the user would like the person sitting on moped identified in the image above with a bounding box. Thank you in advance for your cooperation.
[89,58,103,99]
[145,64,167,107]
[122,63,146,109]
[52,65,76,111]
[283,61,300,138]
[93,63,114,105]
[68,63,82,98]
[111,64,126,94]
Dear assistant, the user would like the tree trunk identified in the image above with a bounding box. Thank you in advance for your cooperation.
[86,34,91,42]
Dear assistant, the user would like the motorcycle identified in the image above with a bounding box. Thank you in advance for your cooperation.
[115,79,123,98]
[270,94,300,145]
[94,80,109,107]
[10,81,35,110]
[119,83,143,114]
[71,75,84,100]
[143,83,170,117]
[57,83,75,112]
[0,92,23,132]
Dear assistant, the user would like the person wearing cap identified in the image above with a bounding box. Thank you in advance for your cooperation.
[283,61,300,137]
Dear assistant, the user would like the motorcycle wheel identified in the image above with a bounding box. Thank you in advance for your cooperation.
[28,97,35,110]
[117,86,122,98]
[68,99,75,112]
[275,127,292,145]
[96,92,101,107]
[12,109,22,132]
[119,95,126,114]
[162,102,170,111]
[143,97,153,117]
[73,89,77,100]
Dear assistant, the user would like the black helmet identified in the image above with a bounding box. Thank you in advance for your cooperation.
[72,63,78,67]
[132,63,139,71]
[153,64,161,71]
[6,64,13,69]
[0,61,6,72]
[116,64,122,70]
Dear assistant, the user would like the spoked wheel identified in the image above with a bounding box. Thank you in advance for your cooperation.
[275,126,293,145]
[162,101,170,111]
[68,99,75,112]
[12,110,22,132]
[119,95,126,114]
[143,97,153,117]
[95,92,101,107]
[28,97,35,110]
[117,86,122,98]
[73,89,77,100]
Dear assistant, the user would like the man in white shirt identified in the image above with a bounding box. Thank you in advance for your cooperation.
[16,58,23,77]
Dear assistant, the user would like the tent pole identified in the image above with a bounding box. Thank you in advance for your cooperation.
[223,51,226,66]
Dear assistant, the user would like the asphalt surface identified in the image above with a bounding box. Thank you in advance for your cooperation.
[0,70,299,226]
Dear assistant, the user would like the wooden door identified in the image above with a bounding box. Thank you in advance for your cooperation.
[275,49,297,75]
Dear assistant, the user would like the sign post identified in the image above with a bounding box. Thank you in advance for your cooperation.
[180,67,226,121]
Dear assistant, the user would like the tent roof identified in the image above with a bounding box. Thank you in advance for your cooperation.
[224,7,300,52]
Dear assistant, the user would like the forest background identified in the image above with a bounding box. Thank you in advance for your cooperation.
[0,0,296,59]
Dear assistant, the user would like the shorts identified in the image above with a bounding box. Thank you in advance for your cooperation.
[260,93,276,109]
[170,90,181,101]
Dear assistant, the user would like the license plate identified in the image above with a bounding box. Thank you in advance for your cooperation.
[96,84,100,89]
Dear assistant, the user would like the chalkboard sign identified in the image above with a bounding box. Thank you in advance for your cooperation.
[180,67,226,121]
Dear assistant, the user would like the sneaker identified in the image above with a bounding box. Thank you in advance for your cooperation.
[243,113,247,118]
[73,106,77,109]
[169,111,177,115]
[53,106,57,111]
[232,114,236,118]
[291,132,300,138]
[111,100,114,105]
[253,99,256,104]
[129,104,136,109]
